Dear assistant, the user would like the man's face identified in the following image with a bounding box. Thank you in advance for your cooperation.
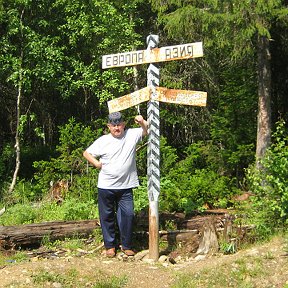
[107,122,125,138]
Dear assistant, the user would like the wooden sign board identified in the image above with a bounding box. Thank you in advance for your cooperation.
[108,87,151,113]
[102,42,203,69]
[108,86,206,112]
[155,87,207,106]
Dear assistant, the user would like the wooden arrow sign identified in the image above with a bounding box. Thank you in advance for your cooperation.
[102,42,203,69]
[108,86,207,113]
[108,87,151,113]
[155,87,207,106]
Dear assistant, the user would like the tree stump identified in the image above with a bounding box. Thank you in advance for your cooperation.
[196,218,219,255]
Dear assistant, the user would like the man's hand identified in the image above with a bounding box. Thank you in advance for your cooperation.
[134,115,148,136]
[83,150,102,169]
[134,115,144,124]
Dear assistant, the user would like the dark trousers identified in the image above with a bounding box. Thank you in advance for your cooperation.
[98,188,134,250]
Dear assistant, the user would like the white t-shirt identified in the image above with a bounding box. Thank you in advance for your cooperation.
[86,128,143,189]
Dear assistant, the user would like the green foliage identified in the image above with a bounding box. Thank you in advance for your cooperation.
[0,203,37,225]
[136,141,241,214]
[162,169,235,213]
[33,117,100,198]
[161,142,239,213]
[219,240,237,254]
[160,137,179,175]
[210,65,257,182]
[134,136,179,212]
[0,0,286,233]
[136,135,178,178]
[246,119,288,236]
[4,179,41,204]
[0,199,98,226]
[61,198,98,221]
[0,144,15,182]
[133,176,149,212]
[151,0,287,57]
[0,251,28,266]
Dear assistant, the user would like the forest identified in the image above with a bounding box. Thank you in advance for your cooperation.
[0,0,288,238]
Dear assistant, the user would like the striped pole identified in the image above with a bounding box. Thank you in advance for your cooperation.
[146,34,160,261]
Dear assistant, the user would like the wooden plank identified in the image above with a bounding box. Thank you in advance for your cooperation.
[108,87,151,113]
[102,42,203,69]
[155,87,207,106]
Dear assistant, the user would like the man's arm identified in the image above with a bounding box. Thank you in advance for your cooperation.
[134,115,148,136]
[83,150,102,169]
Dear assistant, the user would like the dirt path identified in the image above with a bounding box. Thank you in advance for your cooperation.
[0,236,287,287]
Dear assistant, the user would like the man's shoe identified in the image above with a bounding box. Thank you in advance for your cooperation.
[103,248,116,258]
[121,249,135,256]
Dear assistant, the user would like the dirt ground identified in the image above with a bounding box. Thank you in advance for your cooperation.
[0,236,288,288]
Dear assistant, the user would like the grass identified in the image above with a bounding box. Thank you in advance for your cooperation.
[172,257,269,288]
[172,235,288,288]
[1,234,287,287]
[31,268,128,288]
[0,250,29,266]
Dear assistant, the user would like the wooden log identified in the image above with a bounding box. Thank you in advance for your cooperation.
[0,211,232,251]
[159,229,198,242]
[0,219,100,249]
[135,213,227,231]
[179,215,226,230]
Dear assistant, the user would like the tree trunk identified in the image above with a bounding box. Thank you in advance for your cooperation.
[8,10,25,193]
[8,68,22,194]
[256,35,271,166]
[0,219,100,249]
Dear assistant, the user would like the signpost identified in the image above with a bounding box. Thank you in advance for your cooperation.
[102,36,206,261]
[146,35,161,260]
[102,42,203,69]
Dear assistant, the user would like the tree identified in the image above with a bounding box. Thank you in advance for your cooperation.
[0,0,146,192]
[149,0,288,164]
[0,2,29,193]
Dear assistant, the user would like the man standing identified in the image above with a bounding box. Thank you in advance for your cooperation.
[83,112,148,257]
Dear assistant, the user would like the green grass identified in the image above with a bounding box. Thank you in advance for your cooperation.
[172,253,283,288]
[0,251,29,266]
[3,266,128,287]
[31,268,128,288]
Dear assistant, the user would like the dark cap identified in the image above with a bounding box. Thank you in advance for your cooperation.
[108,112,123,125]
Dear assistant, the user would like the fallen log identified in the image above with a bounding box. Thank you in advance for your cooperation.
[135,212,227,231]
[180,215,226,230]
[0,219,100,249]
[161,229,201,253]
[0,211,232,251]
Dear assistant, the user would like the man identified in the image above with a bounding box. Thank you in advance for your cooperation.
[83,112,148,257]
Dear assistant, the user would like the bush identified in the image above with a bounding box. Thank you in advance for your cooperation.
[133,177,149,213]
[246,119,288,236]
[33,117,101,199]
[0,203,37,225]
[161,169,236,213]
[0,198,99,226]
